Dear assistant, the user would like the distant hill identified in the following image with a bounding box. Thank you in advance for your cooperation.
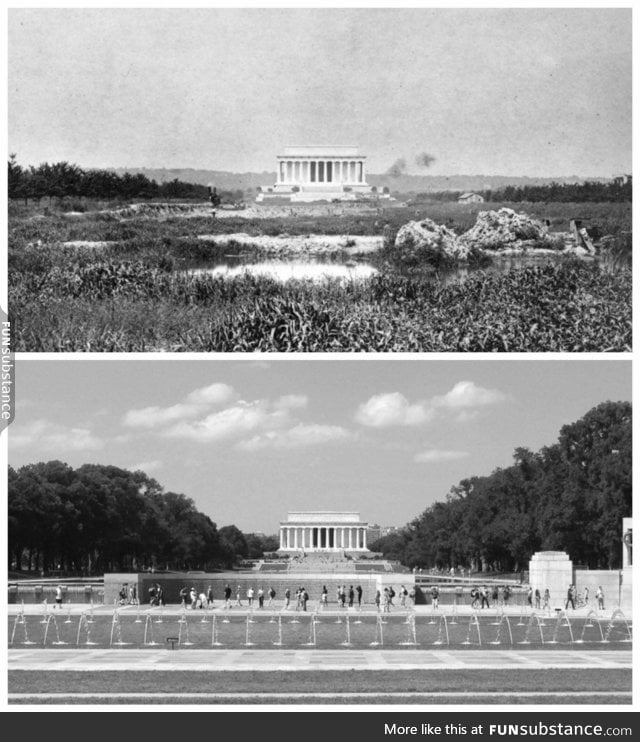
[112,167,610,194]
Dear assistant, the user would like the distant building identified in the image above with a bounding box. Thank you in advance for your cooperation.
[367,524,401,544]
[612,174,632,186]
[257,146,383,203]
[458,192,484,204]
[278,510,369,553]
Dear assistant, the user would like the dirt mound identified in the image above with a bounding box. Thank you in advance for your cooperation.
[394,218,469,260]
[461,208,548,249]
[107,202,211,219]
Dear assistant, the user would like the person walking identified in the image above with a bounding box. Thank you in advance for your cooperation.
[527,586,533,609]
[596,586,605,611]
[399,585,406,607]
[481,586,490,609]
[375,590,381,612]
[247,586,254,608]
[565,584,576,610]
[356,585,363,608]
[471,586,479,609]
[224,584,232,609]
[388,586,396,606]
[543,588,551,612]
[321,585,328,609]
[55,585,64,609]
[582,586,589,606]
[534,588,541,609]
[383,588,391,613]
[284,587,291,610]
[179,586,188,609]
[257,587,264,609]
[206,585,214,607]
[431,585,440,610]
[235,585,243,608]
[267,586,276,608]
[502,585,511,606]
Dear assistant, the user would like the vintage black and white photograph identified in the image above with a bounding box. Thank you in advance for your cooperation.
[6,358,632,705]
[6,7,632,352]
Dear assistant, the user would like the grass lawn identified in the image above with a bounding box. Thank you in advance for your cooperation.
[8,669,631,705]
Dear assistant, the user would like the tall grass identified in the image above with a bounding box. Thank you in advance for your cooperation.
[9,261,631,352]
[8,201,632,352]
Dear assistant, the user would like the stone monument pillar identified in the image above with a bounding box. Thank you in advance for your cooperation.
[620,517,632,611]
[528,551,574,610]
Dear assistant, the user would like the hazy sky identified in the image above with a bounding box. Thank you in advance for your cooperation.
[7,7,632,176]
[8,359,631,535]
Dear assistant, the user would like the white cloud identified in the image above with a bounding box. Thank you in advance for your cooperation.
[123,382,236,428]
[163,403,281,442]
[355,392,433,428]
[432,381,506,409]
[413,449,470,463]
[10,418,103,452]
[122,384,350,453]
[238,424,352,451]
[273,394,308,411]
[123,403,199,428]
[185,383,235,406]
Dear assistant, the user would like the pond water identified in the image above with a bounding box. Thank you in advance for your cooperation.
[188,259,378,282]
[186,252,608,285]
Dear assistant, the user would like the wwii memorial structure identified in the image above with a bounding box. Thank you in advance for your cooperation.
[256,145,383,203]
[8,511,632,616]
[7,512,633,672]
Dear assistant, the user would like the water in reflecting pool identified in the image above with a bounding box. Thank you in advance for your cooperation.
[186,252,608,284]
[188,259,378,282]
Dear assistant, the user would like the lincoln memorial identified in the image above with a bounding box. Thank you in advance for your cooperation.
[258,146,378,203]
[278,510,369,553]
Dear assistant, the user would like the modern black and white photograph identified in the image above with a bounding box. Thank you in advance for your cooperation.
[6,358,632,706]
[6,7,632,352]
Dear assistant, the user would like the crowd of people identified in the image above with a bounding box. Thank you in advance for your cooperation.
[131,580,607,613]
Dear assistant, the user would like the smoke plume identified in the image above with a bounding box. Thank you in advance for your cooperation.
[415,152,436,168]
[386,158,407,178]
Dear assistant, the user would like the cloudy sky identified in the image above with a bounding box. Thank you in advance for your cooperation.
[8,359,631,535]
[7,6,632,177]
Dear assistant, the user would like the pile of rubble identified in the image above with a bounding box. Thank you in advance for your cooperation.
[460,208,549,249]
[394,218,470,260]
[393,208,569,261]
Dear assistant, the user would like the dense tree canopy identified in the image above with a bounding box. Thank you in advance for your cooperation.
[8,462,273,575]
[412,180,632,204]
[8,155,208,204]
[370,402,631,572]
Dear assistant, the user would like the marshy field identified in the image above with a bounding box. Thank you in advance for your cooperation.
[8,199,632,352]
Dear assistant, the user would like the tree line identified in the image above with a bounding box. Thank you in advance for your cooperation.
[8,155,209,205]
[370,402,631,573]
[8,461,278,575]
[412,179,632,204]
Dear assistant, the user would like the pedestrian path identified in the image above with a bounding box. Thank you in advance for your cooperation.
[8,647,631,672]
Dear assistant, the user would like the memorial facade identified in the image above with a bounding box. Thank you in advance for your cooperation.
[278,510,369,553]
[258,146,378,203]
